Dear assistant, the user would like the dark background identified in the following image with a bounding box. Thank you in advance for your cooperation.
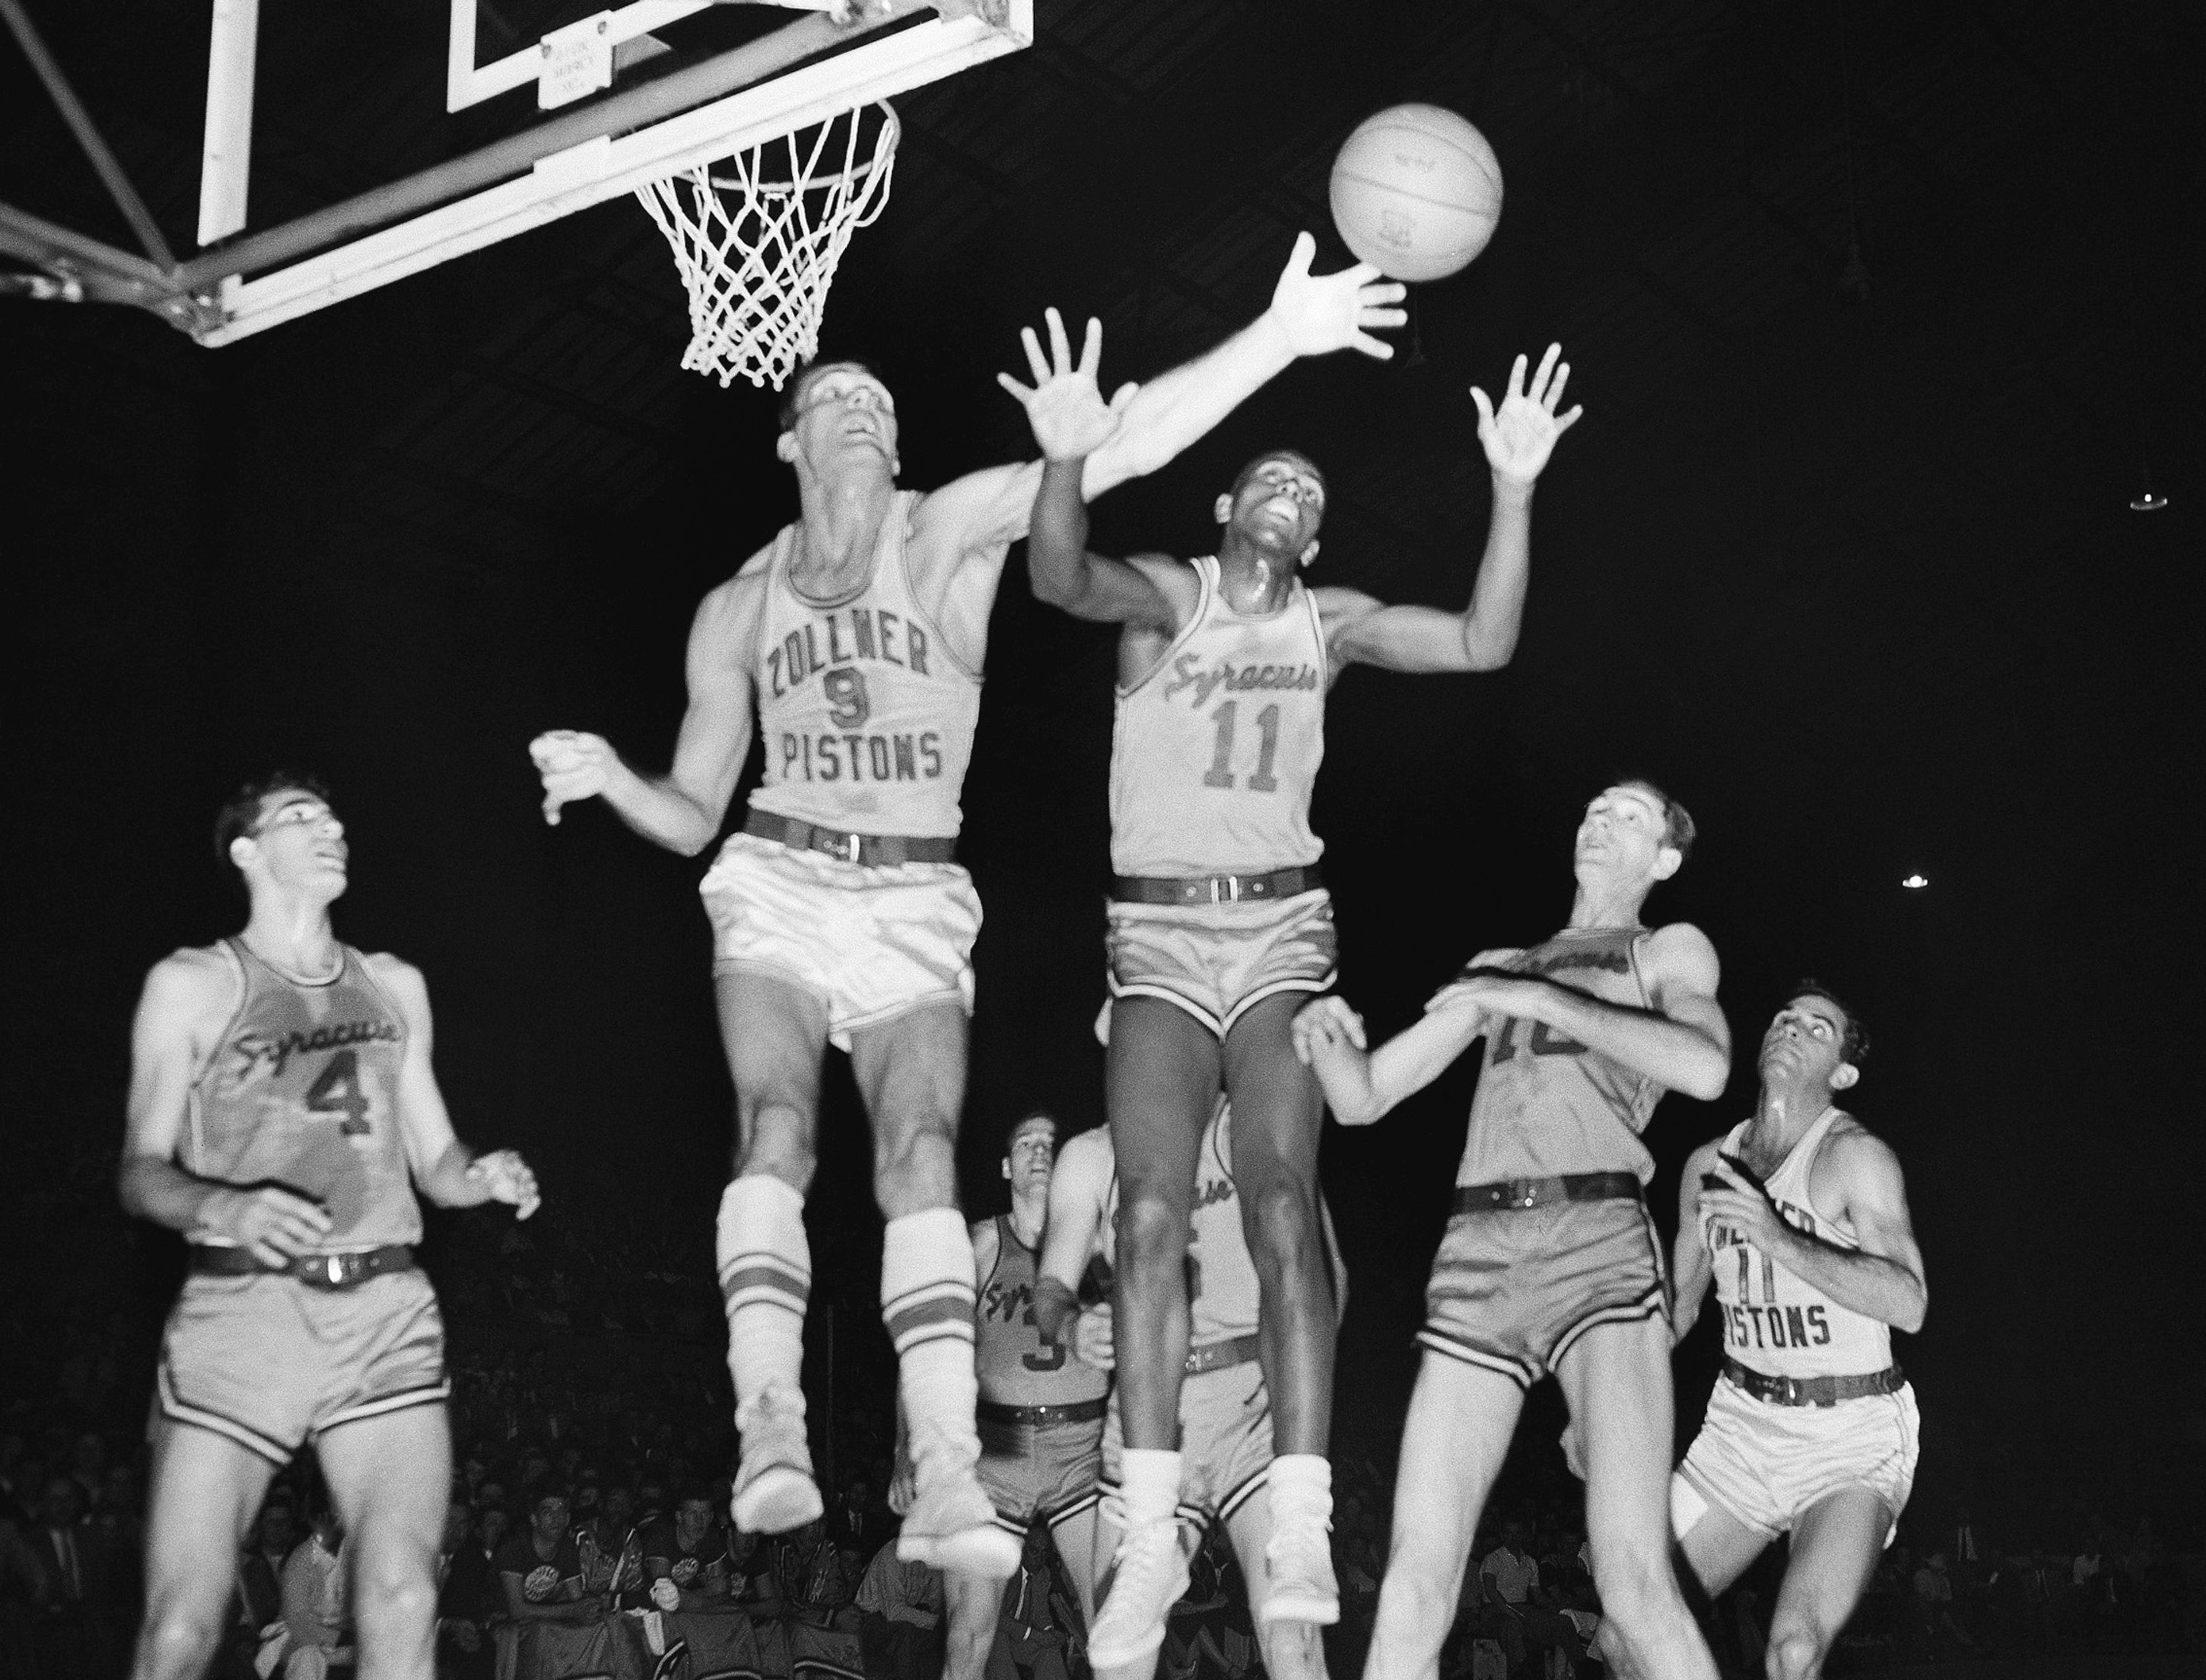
[5,0,2201,1538]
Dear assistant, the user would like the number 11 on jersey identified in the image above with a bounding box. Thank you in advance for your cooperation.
[1201,700,1282,793]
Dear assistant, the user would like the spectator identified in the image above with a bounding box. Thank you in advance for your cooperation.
[436,1497,495,1680]
[855,1535,944,1680]
[275,1504,352,1680]
[218,1496,294,1680]
[1474,1519,1574,1675]
[778,1517,856,1630]
[828,1472,894,1561]
[30,1470,128,1675]
[985,1525,1080,1680]
[641,1485,732,1613]
[496,1492,602,1626]
[728,1528,784,1619]
[579,1483,645,1609]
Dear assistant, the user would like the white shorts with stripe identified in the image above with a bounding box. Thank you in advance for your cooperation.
[1100,1354,1274,1528]
[1105,889,1336,1038]
[157,1269,448,1464]
[700,832,980,1052]
[1674,1374,1920,1546]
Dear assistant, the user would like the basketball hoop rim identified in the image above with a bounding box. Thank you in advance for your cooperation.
[705,101,901,197]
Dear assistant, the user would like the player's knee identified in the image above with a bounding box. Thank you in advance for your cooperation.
[138,1598,225,1670]
[871,1117,957,1208]
[354,1548,439,1626]
[1241,1179,1318,1270]
[1765,1619,1830,1680]
[1587,1547,1678,1634]
[1117,1190,1191,1272]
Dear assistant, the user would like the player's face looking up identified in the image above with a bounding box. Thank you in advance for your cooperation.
[1759,997,1860,1093]
[777,361,900,478]
[1217,453,1326,562]
[1573,783,1680,884]
[1001,1117,1058,1194]
[238,790,349,894]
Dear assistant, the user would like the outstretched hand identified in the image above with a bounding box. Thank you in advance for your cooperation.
[1269,231,1409,360]
[468,1149,541,1220]
[1471,343,1582,486]
[997,307,1138,462]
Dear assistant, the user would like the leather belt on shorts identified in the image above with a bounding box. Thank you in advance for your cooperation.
[1110,866,1324,906]
[1452,1172,1642,1214]
[976,1397,1109,1428]
[191,1244,418,1290]
[743,809,957,867]
[1184,1333,1263,1377]
[1723,1358,1905,1408]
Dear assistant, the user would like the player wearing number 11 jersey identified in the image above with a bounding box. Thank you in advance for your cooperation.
[1022,339,1582,1666]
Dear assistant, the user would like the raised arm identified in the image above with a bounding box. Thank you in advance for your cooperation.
[118,951,334,1263]
[917,233,1409,555]
[1669,1138,1725,1343]
[1321,345,1581,674]
[1032,1131,1112,1347]
[1699,1127,1928,1333]
[1290,990,1491,1126]
[1438,923,1731,1102]
[529,577,759,856]
[375,957,539,1219]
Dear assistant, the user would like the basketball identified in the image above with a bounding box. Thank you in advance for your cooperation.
[1328,104,1503,283]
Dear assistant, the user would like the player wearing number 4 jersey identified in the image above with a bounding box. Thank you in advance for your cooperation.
[529,234,1406,1586]
[1657,989,1926,1680]
[121,775,540,1680]
[1294,781,1731,1680]
[1022,328,1581,1665]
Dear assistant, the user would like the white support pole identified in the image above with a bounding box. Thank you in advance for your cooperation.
[198,0,260,244]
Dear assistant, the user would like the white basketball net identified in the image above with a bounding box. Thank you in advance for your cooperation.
[637,103,900,390]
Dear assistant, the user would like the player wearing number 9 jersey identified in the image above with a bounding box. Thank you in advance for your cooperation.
[1021,340,1582,1663]
[527,242,1412,1582]
[120,775,540,1680]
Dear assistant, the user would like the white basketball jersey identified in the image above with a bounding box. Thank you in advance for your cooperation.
[1108,558,1328,876]
[750,491,982,839]
[1704,1108,1895,1381]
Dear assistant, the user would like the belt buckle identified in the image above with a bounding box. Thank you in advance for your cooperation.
[815,828,861,865]
[323,1254,348,1287]
[1210,875,1241,905]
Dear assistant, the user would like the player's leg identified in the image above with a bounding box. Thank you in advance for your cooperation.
[1223,1486,1330,1680]
[944,1552,1011,1680]
[1363,1354,1522,1680]
[317,1402,451,1680]
[714,970,832,1532]
[1593,1479,1769,1678]
[1760,1489,1891,1680]
[1046,1499,1102,1624]
[130,1423,280,1680]
[849,1001,1013,1579]
[1218,990,1336,1623]
[1090,996,1216,1665]
[1555,1319,1718,1680]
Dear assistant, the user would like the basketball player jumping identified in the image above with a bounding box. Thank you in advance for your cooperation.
[529,234,1406,1582]
[1032,1097,1339,1680]
[1659,988,1925,1680]
[1019,323,1579,1662]
[1294,781,1730,1680]
[940,1110,1112,1680]
[121,776,539,1680]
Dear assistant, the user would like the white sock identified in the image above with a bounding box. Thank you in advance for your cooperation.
[1266,1453,1333,1520]
[716,1176,809,1423]
[1118,1448,1185,1530]
[881,1208,980,1471]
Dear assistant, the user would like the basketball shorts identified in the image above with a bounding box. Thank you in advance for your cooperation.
[1418,1195,1668,1388]
[1100,1355,1274,1528]
[1105,889,1337,1038]
[976,1415,1105,1538]
[157,1269,448,1464]
[1675,1374,1920,1545]
[700,832,981,1052]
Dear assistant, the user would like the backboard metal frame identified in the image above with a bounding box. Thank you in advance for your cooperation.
[0,1,1028,347]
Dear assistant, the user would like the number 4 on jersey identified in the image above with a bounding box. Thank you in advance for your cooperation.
[305,1049,373,1136]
